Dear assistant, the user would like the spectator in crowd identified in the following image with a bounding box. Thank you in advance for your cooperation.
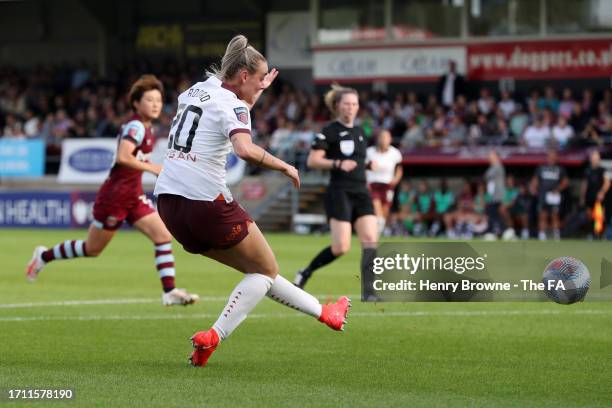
[23,109,40,137]
[269,115,294,158]
[477,87,495,115]
[522,115,551,148]
[509,104,529,139]
[436,60,466,108]
[400,116,424,149]
[542,86,560,113]
[443,179,487,239]
[498,90,516,119]
[570,103,590,134]
[558,88,575,119]
[394,180,417,235]
[534,149,569,240]
[579,122,603,146]
[551,116,574,148]
[431,178,454,236]
[413,180,435,236]
[446,115,467,146]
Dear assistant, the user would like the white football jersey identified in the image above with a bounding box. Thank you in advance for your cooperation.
[154,76,251,202]
[366,145,403,184]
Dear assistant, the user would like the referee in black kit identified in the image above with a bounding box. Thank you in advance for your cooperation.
[294,84,379,298]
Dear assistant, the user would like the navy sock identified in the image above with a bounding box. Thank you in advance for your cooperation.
[304,246,337,276]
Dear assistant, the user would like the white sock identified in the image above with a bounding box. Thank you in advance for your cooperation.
[267,275,322,318]
[212,273,274,340]
[377,217,386,234]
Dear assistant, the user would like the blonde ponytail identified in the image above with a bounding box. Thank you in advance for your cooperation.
[209,35,266,81]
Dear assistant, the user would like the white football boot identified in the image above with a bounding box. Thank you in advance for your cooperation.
[162,288,200,306]
[26,246,47,281]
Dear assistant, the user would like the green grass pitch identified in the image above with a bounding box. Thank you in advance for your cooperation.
[1,229,611,407]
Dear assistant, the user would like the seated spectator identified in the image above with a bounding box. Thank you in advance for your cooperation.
[477,88,495,115]
[2,113,23,137]
[542,86,560,113]
[558,88,575,119]
[431,178,454,236]
[425,106,448,146]
[269,116,295,160]
[522,115,551,148]
[498,90,516,119]
[445,115,467,146]
[413,180,435,236]
[570,103,589,134]
[392,180,418,235]
[509,105,529,138]
[23,109,40,137]
[551,116,574,148]
[444,180,487,239]
[400,116,424,149]
[578,122,603,146]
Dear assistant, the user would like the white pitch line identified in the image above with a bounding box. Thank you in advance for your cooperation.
[0,295,355,309]
[0,309,609,322]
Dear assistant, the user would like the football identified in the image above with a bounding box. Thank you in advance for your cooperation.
[542,257,591,304]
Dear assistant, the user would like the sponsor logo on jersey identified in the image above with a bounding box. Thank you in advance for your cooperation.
[135,151,152,162]
[225,224,243,242]
[233,107,249,125]
[105,216,119,228]
[340,140,355,156]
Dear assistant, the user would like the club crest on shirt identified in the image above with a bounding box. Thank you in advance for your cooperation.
[233,107,249,125]
[128,127,138,137]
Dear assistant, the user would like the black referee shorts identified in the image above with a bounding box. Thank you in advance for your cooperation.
[324,187,375,223]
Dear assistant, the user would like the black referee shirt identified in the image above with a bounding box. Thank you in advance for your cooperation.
[311,121,368,191]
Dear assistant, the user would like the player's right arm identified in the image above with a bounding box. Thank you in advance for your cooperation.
[307,130,357,172]
[116,140,161,176]
[116,121,161,176]
[231,132,300,188]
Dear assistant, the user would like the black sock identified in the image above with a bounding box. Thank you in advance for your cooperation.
[361,247,377,300]
[304,246,337,276]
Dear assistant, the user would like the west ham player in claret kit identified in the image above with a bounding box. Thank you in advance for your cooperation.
[154,35,351,367]
[25,75,199,306]
[366,129,403,235]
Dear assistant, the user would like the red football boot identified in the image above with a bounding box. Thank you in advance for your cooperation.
[189,328,220,367]
[318,296,351,331]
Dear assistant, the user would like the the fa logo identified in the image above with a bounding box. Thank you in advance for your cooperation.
[548,280,565,290]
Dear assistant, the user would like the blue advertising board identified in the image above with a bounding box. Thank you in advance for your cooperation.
[0,139,45,177]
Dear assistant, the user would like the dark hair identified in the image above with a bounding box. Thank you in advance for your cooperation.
[127,74,164,109]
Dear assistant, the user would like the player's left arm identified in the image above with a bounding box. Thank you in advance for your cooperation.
[244,68,279,110]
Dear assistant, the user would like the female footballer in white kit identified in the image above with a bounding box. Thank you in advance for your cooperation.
[366,129,403,234]
[154,35,350,367]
